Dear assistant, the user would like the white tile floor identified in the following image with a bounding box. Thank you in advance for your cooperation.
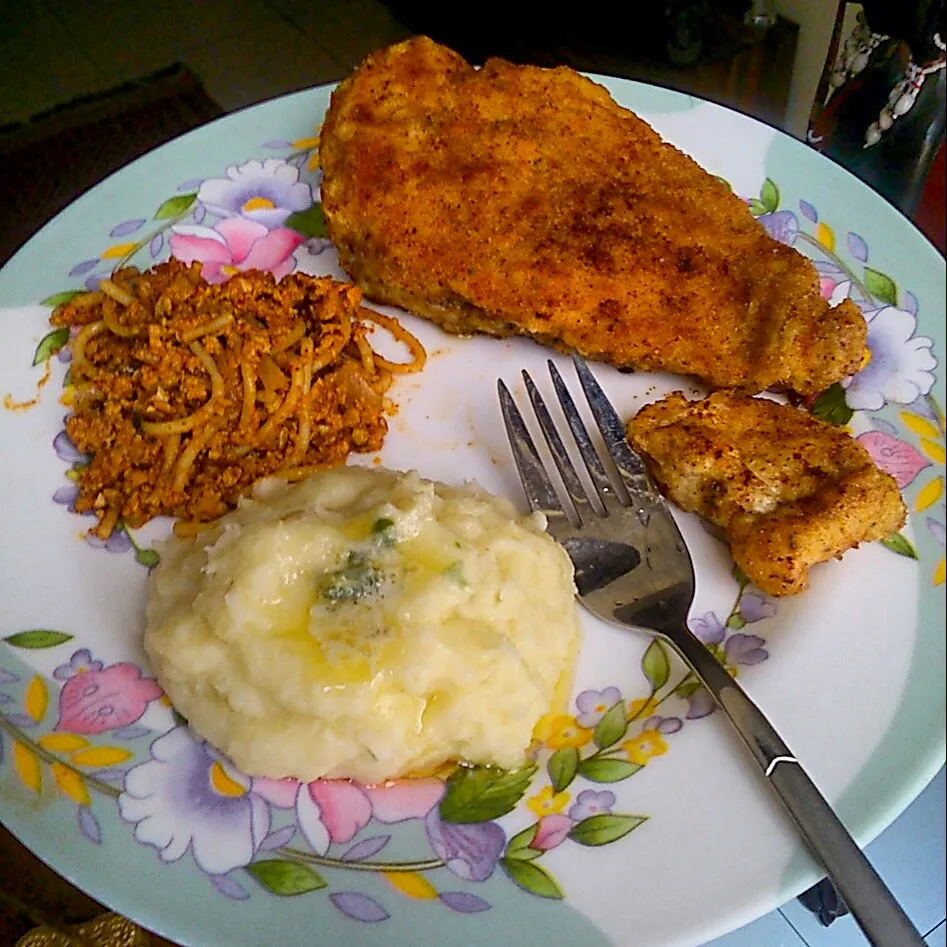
[2,2,945,944]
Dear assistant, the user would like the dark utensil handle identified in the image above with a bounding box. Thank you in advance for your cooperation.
[670,627,926,947]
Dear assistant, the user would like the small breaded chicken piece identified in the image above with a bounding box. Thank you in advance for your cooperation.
[626,391,906,596]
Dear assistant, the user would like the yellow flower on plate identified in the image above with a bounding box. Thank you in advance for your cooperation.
[627,696,660,721]
[622,729,668,766]
[101,242,139,260]
[292,134,321,151]
[384,871,439,900]
[291,131,321,172]
[531,713,593,749]
[526,785,570,818]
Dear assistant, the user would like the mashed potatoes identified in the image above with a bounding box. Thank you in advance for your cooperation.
[145,466,580,782]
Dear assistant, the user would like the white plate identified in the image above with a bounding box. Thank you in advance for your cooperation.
[0,78,944,947]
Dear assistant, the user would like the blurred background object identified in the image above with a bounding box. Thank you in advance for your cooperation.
[0,64,222,269]
[807,0,945,233]
[385,0,800,127]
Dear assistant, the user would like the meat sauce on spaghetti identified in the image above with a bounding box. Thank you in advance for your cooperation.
[51,259,425,539]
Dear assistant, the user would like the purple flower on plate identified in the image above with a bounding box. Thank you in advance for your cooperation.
[690,611,768,666]
[52,484,79,512]
[689,611,725,646]
[575,686,623,727]
[738,590,776,623]
[757,210,799,246]
[329,891,390,923]
[53,430,85,464]
[210,873,250,901]
[927,513,945,547]
[110,218,146,238]
[53,648,104,681]
[724,633,768,667]
[685,613,768,718]
[86,529,133,554]
[196,158,312,229]
[424,809,505,882]
[69,259,99,278]
[77,806,103,844]
[641,714,684,735]
[846,231,869,263]
[119,727,270,875]
[568,789,616,822]
[292,236,334,274]
[844,306,936,411]
[438,891,491,914]
[685,688,716,720]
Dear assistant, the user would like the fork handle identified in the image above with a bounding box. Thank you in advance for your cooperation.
[672,628,925,947]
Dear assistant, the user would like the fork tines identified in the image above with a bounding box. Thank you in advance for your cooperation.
[498,355,664,526]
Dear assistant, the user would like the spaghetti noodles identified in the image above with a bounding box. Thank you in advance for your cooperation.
[51,259,425,539]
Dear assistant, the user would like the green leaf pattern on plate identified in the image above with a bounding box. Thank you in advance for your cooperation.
[32,327,69,366]
[500,858,565,900]
[246,860,328,895]
[439,762,538,824]
[4,630,74,649]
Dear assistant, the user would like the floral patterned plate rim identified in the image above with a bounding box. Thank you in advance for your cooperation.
[0,79,944,947]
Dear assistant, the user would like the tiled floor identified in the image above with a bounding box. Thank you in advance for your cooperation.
[2,2,945,945]
[706,767,946,946]
[0,0,411,124]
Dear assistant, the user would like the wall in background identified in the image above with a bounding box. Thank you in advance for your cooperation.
[772,0,839,135]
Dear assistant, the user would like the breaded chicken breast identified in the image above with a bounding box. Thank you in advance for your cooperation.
[320,37,867,396]
[626,391,906,596]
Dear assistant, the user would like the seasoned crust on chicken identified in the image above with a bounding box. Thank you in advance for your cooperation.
[320,36,867,396]
[626,391,906,596]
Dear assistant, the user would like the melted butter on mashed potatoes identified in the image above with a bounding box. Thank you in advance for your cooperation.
[145,466,580,783]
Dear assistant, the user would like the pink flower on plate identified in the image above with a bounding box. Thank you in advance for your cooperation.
[857,430,930,489]
[169,216,303,284]
[295,777,446,854]
[530,813,573,851]
[55,663,163,734]
[251,776,300,810]
[819,276,853,305]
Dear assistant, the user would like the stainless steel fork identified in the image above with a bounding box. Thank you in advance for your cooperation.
[498,355,924,947]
